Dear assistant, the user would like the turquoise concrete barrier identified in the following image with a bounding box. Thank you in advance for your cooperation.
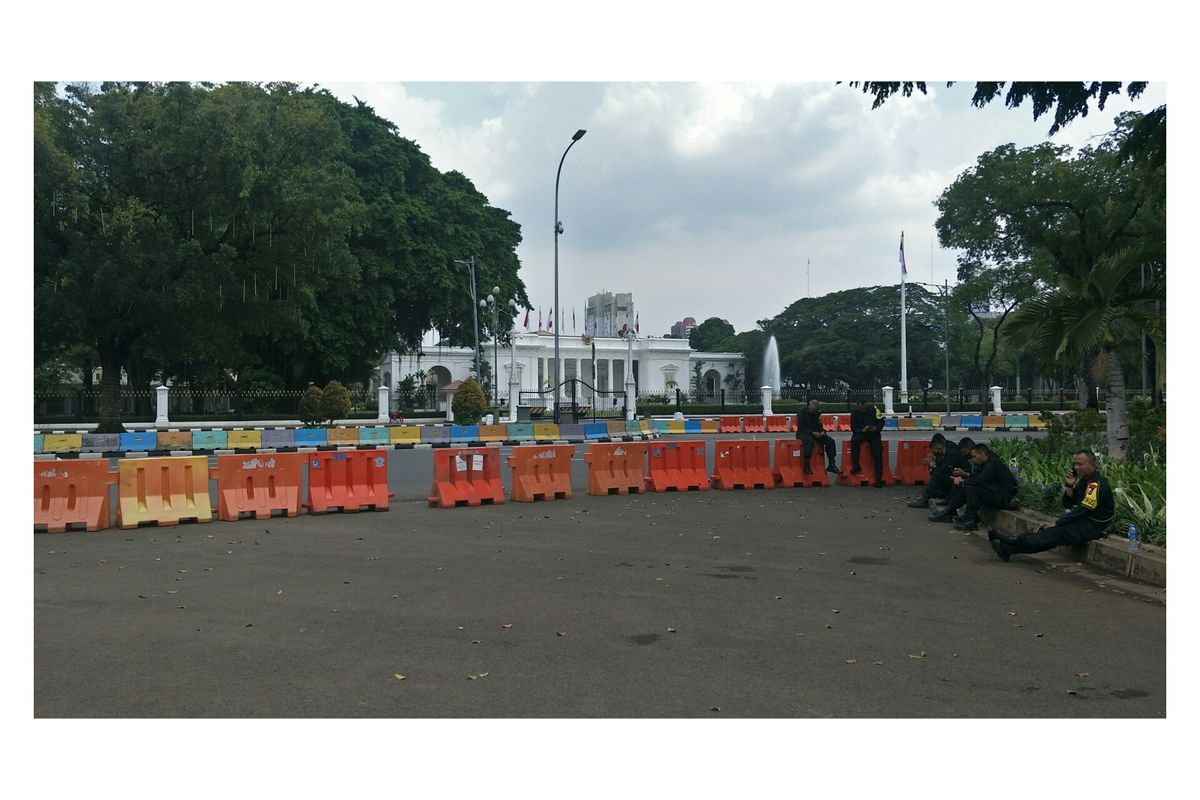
[260,429,296,449]
[119,432,156,452]
[916,417,934,429]
[292,428,326,447]
[191,430,230,450]
[358,427,391,445]
[584,423,608,440]
[506,423,534,442]
[34,434,43,454]
[652,419,670,432]
[625,420,642,435]
[1005,415,1029,429]
[420,426,450,445]
[450,425,479,444]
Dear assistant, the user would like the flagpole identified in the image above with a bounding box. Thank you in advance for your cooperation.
[900,231,908,408]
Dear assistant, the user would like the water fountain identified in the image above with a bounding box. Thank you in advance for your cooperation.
[761,335,781,416]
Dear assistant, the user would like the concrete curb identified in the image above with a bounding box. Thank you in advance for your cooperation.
[979,507,1165,590]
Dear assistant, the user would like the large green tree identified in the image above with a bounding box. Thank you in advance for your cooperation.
[34,82,527,430]
[688,317,735,351]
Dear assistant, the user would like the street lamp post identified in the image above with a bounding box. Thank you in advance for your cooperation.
[483,286,511,408]
[454,257,481,380]
[553,129,587,424]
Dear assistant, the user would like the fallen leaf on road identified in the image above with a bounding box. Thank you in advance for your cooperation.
[276,590,283,596]
[466,672,490,681]
[96,560,105,565]
[667,627,677,633]
[909,651,927,660]
[167,590,178,595]
[501,624,513,629]
[872,661,884,666]
[832,609,840,614]
[1008,611,1017,616]
[1075,672,1089,678]
[472,640,481,645]
[825,625,833,630]
[556,631,567,636]
[845,659,858,665]
[710,706,720,712]
[394,674,406,681]
[177,570,188,574]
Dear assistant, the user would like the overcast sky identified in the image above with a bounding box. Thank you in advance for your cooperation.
[324,80,1165,339]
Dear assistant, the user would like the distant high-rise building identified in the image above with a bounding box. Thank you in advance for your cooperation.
[585,291,635,337]
[671,317,698,338]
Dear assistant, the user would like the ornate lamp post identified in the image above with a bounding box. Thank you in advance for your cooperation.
[553,129,587,423]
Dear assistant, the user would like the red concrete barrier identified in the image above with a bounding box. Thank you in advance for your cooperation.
[893,440,933,486]
[765,415,789,433]
[771,440,830,487]
[306,449,390,513]
[718,416,742,433]
[509,444,574,502]
[836,439,896,486]
[742,416,765,433]
[712,440,774,490]
[212,453,304,521]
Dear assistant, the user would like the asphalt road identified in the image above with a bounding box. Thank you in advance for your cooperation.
[35,457,1164,718]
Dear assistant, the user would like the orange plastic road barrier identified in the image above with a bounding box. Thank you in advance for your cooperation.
[712,440,774,490]
[764,415,789,433]
[212,452,304,521]
[428,447,506,508]
[508,444,574,502]
[306,449,390,513]
[771,440,830,487]
[117,456,213,529]
[34,460,115,532]
[820,414,838,431]
[646,441,710,492]
[582,442,648,496]
[893,440,933,486]
[718,416,742,433]
[836,439,896,486]
[742,416,765,433]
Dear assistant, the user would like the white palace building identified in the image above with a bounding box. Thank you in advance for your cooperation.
[379,329,745,418]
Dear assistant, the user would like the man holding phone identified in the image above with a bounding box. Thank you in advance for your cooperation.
[988,449,1114,561]
[849,399,886,487]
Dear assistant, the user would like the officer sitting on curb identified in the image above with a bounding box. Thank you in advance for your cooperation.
[928,442,1017,531]
[849,399,886,488]
[988,449,1114,562]
[796,399,840,475]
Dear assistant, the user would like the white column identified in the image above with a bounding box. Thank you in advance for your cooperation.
[155,384,170,427]
[377,385,389,422]
[761,385,773,416]
[990,386,1003,415]
[882,386,895,416]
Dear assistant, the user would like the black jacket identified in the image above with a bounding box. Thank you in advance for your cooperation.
[850,405,884,435]
[931,448,967,481]
[796,408,825,437]
[1056,470,1115,525]
[965,454,1018,495]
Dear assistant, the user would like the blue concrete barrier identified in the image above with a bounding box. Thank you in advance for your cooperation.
[584,423,609,440]
[684,420,701,433]
[450,425,480,444]
[883,417,899,430]
[120,432,157,452]
[960,415,983,430]
[292,428,327,447]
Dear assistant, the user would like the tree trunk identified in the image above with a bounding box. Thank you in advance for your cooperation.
[96,347,127,433]
[1106,347,1130,459]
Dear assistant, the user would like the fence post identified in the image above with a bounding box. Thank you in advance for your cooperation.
[155,384,170,427]
[882,386,895,416]
[377,385,389,423]
[720,388,725,410]
[990,386,1003,415]
[675,388,681,412]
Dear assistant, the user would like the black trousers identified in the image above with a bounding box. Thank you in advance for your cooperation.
[800,433,837,465]
[920,472,953,500]
[1005,518,1108,554]
[945,483,1011,519]
[850,433,882,478]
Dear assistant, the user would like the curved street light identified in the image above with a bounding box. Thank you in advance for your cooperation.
[553,129,587,423]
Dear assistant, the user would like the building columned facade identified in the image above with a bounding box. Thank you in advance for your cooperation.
[380,331,745,412]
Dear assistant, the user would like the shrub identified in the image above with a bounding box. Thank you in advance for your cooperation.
[240,368,285,415]
[452,377,487,424]
[298,385,324,427]
[1126,396,1166,460]
[320,380,352,423]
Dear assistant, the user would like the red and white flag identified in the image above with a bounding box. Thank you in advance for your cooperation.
[523,307,530,331]
[635,313,640,333]
[899,233,907,276]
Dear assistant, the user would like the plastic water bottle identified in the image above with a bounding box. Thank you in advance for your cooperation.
[1126,523,1140,553]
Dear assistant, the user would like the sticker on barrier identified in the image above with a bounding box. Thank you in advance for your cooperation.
[428,447,506,508]
[34,459,115,533]
[771,440,830,488]
[646,441,709,492]
[212,452,304,521]
[582,442,648,496]
[508,444,574,502]
[306,449,391,513]
[712,440,774,490]
[117,456,214,529]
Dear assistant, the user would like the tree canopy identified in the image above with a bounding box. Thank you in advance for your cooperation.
[34,81,528,429]
[688,317,735,351]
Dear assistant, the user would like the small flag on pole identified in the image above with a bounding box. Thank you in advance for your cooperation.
[572,309,576,333]
[548,308,554,330]
[635,313,640,333]
[523,307,530,331]
[899,233,907,276]
[539,308,544,330]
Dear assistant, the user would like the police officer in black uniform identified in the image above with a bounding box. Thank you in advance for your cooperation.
[907,433,952,507]
[929,442,1017,531]
[849,399,886,487]
[988,449,1114,561]
[796,399,840,475]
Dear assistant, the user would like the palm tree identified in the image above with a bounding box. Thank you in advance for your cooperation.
[1004,246,1164,458]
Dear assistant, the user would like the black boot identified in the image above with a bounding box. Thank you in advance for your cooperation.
[826,463,841,475]
[907,497,930,508]
[988,529,1012,562]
